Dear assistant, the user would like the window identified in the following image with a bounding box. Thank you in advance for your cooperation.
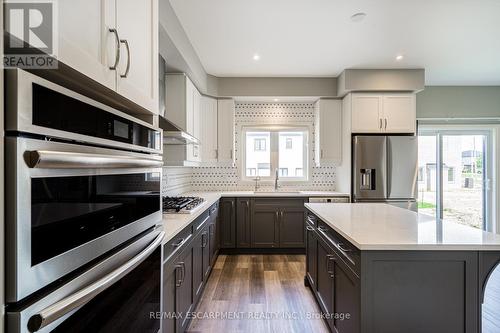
[254,138,266,151]
[447,167,455,182]
[243,127,309,181]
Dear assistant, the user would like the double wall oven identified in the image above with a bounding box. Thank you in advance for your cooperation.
[5,69,164,332]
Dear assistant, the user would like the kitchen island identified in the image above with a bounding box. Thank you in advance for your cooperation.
[304,203,500,333]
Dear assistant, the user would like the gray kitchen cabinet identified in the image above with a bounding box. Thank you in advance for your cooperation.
[305,217,318,289]
[251,205,279,248]
[236,198,251,248]
[162,243,193,333]
[192,224,208,304]
[219,198,236,248]
[208,203,219,266]
[279,206,305,247]
[316,236,336,332]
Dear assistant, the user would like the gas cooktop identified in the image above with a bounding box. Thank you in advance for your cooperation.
[162,196,205,214]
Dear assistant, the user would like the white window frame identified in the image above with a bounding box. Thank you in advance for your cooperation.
[240,125,310,182]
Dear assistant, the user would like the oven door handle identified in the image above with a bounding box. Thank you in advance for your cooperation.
[29,150,163,169]
[27,230,165,332]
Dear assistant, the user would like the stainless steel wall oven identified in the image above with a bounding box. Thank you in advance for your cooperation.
[5,69,164,333]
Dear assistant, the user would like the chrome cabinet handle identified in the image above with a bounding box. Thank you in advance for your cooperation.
[29,150,162,169]
[385,118,388,130]
[175,264,183,287]
[172,238,185,247]
[318,226,328,232]
[379,118,383,129]
[108,28,120,70]
[28,231,165,332]
[327,254,336,278]
[275,211,279,221]
[306,226,314,231]
[179,262,186,285]
[202,232,208,248]
[337,243,352,252]
[120,39,131,78]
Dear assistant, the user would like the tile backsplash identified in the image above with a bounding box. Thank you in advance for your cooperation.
[162,102,337,195]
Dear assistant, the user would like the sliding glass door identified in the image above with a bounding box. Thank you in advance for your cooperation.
[418,126,492,230]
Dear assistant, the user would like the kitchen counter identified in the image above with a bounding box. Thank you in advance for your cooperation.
[305,202,500,251]
[162,191,349,244]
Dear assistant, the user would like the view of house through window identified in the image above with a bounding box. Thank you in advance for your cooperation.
[418,128,490,230]
[244,127,308,180]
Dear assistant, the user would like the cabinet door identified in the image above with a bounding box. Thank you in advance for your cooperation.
[201,96,218,162]
[192,230,204,304]
[115,0,158,113]
[351,94,383,133]
[236,198,251,248]
[316,238,335,331]
[176,246,194,333]
[279,207,305,248]
[217,99,235,163]
[305,224,318,289]
[202,226,211,280]
[162,260,177,333]
[209,220,217,266]
[58,0,116,90]
[382,94,416,133]
[251,207,279,248]
[219,198,236,248]
[317,99,342,165]
[332,253,360,333]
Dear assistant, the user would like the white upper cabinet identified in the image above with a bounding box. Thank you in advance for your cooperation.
[314,99,342,166]
[166,74,201,163]
[58,0,117,90]
[58,0,158,114]
[116,0,158,113]
[350,93,416,134]
[382,94,416,133]
[200,96,218,163]
[217,99,235,164]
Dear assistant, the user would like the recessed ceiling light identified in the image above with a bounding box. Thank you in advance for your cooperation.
[350,12,367,22]
[396,54,404,61]
[253,54,260,61]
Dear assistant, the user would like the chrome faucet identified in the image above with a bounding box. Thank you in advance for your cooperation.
[274,168,280,191]
[253,176,261,191]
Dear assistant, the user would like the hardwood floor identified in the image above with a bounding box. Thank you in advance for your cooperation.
[187,254,329,333]
[483,264,500,333]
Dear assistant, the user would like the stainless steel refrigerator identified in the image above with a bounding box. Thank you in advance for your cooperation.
[352,135,418,211]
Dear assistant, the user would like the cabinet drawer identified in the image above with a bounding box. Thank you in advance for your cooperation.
[163,226,193,263]
[253,198,306,208]
[194,209,211,231]
[306,213,317,227]
[316,220,360,276]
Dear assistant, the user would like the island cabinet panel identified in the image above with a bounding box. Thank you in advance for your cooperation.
[219,198,236,248]
[236,198,251,248]
[316,237,336,332]
[208,206,219,266]
[361,251,479,333]
[192,223,210,304]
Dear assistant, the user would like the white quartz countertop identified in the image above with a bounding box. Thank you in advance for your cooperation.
[162,191,349,244]
[305,203,500,251]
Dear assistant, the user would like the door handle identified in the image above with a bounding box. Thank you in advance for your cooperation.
[179,262,186,285]
[120,39,131,78]
[379,118,383,129]
[108,28,120,70]
[326,254,336,278]
[385,118,388,130]
[28,230,164,331]
[306,226,314,231]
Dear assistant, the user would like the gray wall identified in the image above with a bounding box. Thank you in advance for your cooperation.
[417,86,500,119]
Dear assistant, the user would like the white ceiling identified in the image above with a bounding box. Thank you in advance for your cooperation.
[169,0,500,85]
